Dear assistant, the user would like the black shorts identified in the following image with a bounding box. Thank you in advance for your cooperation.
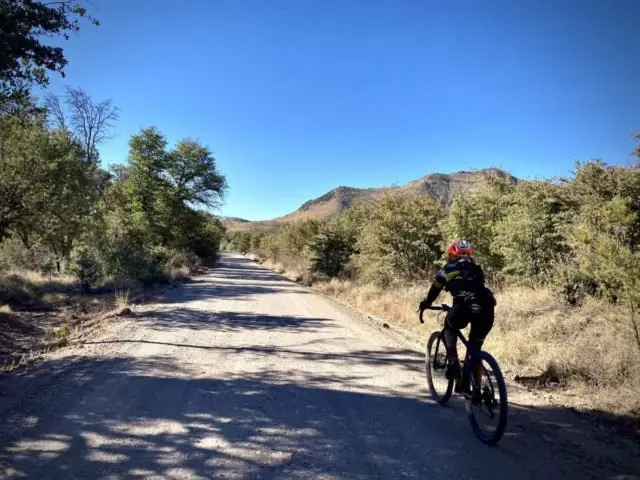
[445,300,494,351]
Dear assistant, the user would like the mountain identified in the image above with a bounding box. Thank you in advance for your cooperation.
[224,168,516,232]
[395,167,516,206]
[221,217,250,224]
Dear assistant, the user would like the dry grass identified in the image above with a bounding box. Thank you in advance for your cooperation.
[41,292,67,305]
[0,270,75,307]
[1,269,110,366]
[65,295,107,314]
[168,265,191,282]
[0,264,200,372]
[487,288,640,416]
[248,254,310,284]
[6,269,75,287]
[314,279,640,418]
[225,220,280,233]
[315,279,425,333]
[115,289,130,310]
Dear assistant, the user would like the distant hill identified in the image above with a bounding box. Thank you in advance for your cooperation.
[222,217,250,224]
[224,168,516,232]
[395,167,516,206]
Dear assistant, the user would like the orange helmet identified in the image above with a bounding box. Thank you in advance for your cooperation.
[447,240,473,258]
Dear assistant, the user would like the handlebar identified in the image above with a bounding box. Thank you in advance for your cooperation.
[418,304,450,324]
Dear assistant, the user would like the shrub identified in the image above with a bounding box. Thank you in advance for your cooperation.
[355,192,444,285]
[307,225,354,278]
[0,238,58,274]
[55,324,71,346]
[69,247,102,293]
[168,249,200,271]
[0,273,38,306]
[175,213,225,264]
[442,174,514,280]
[493,181,571,284]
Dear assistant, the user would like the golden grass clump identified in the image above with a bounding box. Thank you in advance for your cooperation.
[115,289,130,311]
[0,270,75,307]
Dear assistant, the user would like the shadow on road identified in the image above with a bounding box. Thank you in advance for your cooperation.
[135,309,329,334]
[84,338,425,375]
[150,257,307,305]
[1,355,637,479]
[152,279,307,304]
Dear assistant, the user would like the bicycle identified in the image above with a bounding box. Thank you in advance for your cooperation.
[419,304,508,445]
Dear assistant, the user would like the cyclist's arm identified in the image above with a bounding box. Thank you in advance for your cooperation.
[421,270,446,308]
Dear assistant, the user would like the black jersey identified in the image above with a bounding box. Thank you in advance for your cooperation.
[424,258,494,307]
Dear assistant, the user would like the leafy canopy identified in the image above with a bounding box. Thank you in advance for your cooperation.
[0,1,98,101]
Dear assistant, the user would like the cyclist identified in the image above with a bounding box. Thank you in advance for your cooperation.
[419,240,496,395]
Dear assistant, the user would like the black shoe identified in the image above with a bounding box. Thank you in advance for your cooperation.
[445,358,461,380]
[462,388,482,405]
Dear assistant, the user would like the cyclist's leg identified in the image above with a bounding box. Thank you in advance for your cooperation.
[444,303,469,380]
[443,314,458,359]
[444,301,471,354]
[468,306,495,391]
[443,323,461,380]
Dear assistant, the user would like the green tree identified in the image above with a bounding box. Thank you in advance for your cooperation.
[235,232,252,254]
[569,195,640,350]
[0,107,97,256]
[261,233,282,260]
[34,130,98,257]
[0,1,98,102]
[280,220,322,255]
[494,181,571,283]
[550,161,640,305]
[307,224,354,277]
[333,197,375,251]
[250,232,265,252]
[92,127,227,282]
[113,127,227,249]
[570,161,640,250]
[69,246,101,292]
[166,139,228,208]
[356,192,444,285]
[174,211,225,263]
[119,127,170,244]
[442,174,515,280]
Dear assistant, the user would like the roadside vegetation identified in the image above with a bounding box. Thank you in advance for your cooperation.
[0,1,227,362]
[225,155,640,420]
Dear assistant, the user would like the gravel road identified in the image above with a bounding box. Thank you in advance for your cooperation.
[0,253,637,479]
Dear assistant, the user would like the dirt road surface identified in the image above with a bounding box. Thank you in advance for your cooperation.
[0,254,637,479]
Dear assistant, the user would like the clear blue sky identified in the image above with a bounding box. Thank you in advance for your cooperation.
[44,0,640,220]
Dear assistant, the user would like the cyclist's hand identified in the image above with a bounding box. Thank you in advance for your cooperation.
[418,298,430,311]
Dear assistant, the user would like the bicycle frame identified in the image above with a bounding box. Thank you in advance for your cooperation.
[421,305,492,396]
[421,304,507,444]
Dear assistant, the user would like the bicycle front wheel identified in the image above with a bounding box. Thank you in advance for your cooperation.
[425,331,453,405]
[466,350,508,446]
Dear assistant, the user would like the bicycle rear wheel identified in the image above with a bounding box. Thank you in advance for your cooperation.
[466,350,508,446]
[425,331,453,405]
